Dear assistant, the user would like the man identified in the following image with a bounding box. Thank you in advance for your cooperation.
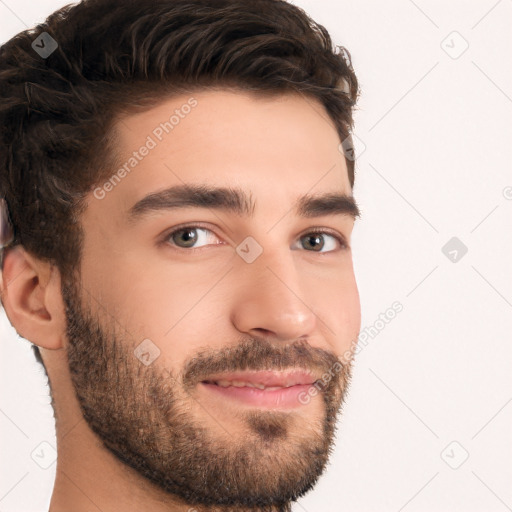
[0,0,361,510]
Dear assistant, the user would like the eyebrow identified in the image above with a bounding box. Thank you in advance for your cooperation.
[127,184,360,224]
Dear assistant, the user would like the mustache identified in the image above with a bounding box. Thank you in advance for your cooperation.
[180,337,347,392]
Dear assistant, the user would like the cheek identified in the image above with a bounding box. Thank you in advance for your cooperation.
[346,285,362,342]
[114,267,228,365]
[320,271,361,350]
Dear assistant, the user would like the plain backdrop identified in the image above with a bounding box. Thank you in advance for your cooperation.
[1,1,511,510]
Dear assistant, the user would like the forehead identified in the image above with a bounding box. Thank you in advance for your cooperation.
[93,89,351,219]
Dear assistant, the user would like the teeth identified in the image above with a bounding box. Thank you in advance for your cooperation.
[211,380,286,390]
[215,380,235,388]
[231,380,248,388]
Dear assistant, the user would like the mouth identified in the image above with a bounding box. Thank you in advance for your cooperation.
[199,370,319,409]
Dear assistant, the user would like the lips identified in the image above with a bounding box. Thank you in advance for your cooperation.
[199,370,321,408]
[201,369,318,389]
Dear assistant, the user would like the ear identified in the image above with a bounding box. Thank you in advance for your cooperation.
[0,245,66,350]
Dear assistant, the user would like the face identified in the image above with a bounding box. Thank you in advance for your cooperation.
[63,89,361,509]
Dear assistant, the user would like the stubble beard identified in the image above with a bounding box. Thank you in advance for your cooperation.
[61,275,354,511]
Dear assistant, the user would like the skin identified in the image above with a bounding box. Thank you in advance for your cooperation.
[0,89,361,512]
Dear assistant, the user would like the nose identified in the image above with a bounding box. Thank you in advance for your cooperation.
[230,248,318,343]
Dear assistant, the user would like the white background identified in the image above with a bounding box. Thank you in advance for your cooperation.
[1,0,511,510]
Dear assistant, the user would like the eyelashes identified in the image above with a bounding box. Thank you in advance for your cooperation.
[162,224,349,254]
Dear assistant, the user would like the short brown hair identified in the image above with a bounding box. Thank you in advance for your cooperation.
[0,0,359,365]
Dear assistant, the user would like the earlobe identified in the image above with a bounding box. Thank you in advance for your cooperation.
[0,246,66,350]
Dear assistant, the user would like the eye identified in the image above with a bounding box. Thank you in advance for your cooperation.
[294,229,349,253]
[162,224,349,253]
[165,226,223,249]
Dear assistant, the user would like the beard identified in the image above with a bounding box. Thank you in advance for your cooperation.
[61,274,354,512]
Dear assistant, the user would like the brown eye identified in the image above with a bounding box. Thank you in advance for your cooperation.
[163,224,347,253]
[164,226,222,250]
[170,228,199,248]
[301,233,325,251]
[296,230,348,253]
